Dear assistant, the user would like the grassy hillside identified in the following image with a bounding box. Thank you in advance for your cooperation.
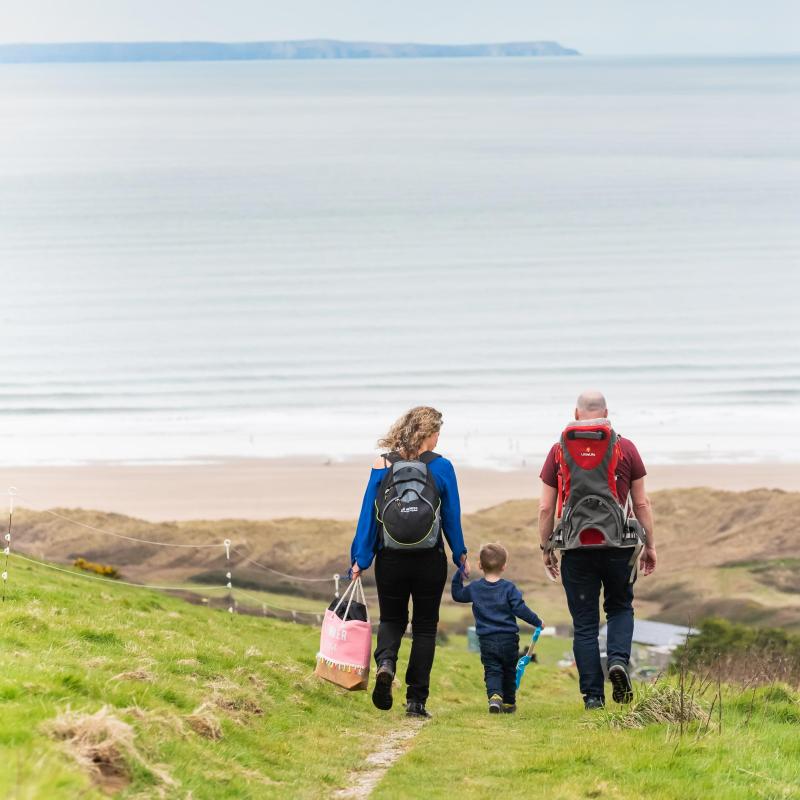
[0,556,397,798]
[2,555,800,798]
[13,488,800,630]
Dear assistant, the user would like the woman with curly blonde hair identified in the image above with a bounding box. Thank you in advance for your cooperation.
[350,406,470,718]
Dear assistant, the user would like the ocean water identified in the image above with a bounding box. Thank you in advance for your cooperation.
[0,55,798,467]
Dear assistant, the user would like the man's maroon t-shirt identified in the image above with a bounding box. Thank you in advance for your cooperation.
[539,435,647,502]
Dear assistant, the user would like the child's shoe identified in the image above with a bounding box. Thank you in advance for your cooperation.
[502,703,517,714]
[488,694,503,714]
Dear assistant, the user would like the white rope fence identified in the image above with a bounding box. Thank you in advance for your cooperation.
[16,495,228,549]
[9,551,234,594]
[229,546,335,583]
[16,493,341,580]
[5,487,360,621]
[2,488,15,602]
[232,585,328,623]
[11,550,337,625]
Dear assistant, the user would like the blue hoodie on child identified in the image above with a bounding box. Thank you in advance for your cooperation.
[452,571,543,636]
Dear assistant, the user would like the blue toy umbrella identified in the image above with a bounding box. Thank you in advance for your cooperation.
[515,627,542,689]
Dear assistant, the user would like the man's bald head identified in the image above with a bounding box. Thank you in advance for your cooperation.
[575,390,608,420]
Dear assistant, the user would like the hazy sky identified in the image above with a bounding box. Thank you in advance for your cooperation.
[1,0,798,55]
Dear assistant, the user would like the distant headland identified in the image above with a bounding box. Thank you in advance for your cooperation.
[0,39,580,64]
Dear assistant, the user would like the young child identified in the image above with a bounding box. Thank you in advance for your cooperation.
[452,542,543,714]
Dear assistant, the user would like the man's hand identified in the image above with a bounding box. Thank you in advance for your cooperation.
[640,545,657,576]
[542,547,559,581]
[460,553,471,578]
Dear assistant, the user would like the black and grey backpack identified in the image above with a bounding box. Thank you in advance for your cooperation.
[375,452,442,551]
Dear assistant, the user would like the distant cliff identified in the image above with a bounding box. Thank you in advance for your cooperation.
[0,39,579,64]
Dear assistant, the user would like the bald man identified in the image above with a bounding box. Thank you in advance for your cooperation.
[537,391,657,710]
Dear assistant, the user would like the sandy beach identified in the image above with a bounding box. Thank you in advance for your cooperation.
[2,458,798,521]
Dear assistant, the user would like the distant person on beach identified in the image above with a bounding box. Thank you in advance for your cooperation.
[538,391,657,710]
[452,542,543,714]
[350,406,469,718]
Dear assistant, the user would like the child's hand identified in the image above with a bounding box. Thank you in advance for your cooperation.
[459,554,471,578]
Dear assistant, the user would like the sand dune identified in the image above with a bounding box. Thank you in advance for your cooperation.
[11,487,800,631]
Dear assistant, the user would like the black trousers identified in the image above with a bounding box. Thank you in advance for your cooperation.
[374,548,448,704]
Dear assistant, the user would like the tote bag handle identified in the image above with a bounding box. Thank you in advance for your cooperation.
[331,575,370,623]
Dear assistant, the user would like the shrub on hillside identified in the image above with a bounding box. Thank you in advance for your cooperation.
[74,557,120,579]
[673,618,800,687]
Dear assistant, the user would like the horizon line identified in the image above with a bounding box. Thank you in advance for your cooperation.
[0,40,797,58]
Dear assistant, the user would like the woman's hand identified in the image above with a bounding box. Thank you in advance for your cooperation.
[351,563,361,580]
[459,554,471,578]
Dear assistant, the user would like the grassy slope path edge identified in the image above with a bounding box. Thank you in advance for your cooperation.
[0,558,398,799]
[334,721,424,799]
[1,557,799,799]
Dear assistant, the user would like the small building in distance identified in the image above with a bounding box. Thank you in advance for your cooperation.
[599,620,698,676]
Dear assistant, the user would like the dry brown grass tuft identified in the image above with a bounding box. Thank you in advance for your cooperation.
[596,684,707,730]
[206,676,238,692]
[110,668,154,683]
[214,693,264,715]
[45,705,134,791]
[44,705,175,793]
[247,673,267,690]
[185,703,223,740]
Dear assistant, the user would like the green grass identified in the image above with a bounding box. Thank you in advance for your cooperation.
[2,556,799,799]
[374,656,800,800]
[0,557,397,798]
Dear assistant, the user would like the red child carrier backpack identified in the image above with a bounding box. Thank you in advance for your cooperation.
[549,419,645,579]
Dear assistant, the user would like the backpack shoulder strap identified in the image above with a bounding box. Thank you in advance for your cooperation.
[607,429,623,502]
[555,444,565,519]
[382,452,402,465]
[418,451,441,465]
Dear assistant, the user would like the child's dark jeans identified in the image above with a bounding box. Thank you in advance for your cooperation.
[479,632,520,704]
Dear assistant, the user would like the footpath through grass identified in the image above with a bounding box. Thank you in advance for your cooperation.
[1,557,799,799]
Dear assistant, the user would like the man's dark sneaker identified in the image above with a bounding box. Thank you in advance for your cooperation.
[608,662,634,704]
[371,661,394,711]
[488,694,503,714]
[584,696,605,711]
[405,702,431,719]
[502,703,517,714]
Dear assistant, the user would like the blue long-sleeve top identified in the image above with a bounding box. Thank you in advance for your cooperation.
[350,455,467,570]
[452,571,543,636]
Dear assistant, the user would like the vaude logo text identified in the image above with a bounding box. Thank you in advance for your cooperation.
[400,507,418,513]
